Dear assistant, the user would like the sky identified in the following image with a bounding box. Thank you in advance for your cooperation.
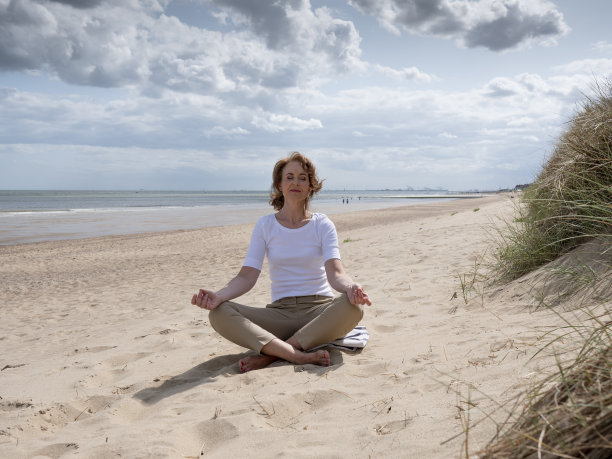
[1,0,611,191]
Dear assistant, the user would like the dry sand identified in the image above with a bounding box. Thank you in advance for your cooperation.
[0,194,594,457]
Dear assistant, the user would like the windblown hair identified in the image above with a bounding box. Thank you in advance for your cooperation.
[269,152,323,211]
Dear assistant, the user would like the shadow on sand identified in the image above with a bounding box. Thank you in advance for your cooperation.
[134,348,350,405]
[134,352,245,405]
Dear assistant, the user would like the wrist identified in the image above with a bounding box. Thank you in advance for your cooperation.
[214,291,225,303]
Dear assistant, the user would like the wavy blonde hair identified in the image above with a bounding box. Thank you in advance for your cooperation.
[269,152,323,211]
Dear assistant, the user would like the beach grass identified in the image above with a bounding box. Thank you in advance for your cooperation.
[475,81,612,458]
[493,80,611,282]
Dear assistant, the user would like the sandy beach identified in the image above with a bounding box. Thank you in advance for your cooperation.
[0,194,592,457]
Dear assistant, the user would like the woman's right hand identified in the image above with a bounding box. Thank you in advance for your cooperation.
[191,289,223,310]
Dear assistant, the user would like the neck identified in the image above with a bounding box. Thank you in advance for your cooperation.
[277,201,310,224]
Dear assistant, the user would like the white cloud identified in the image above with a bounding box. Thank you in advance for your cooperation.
[484,77,523,97]
[593,41,612,52]
[553,58,612,76]
[251,113,323,133]
[373,64,436,82]
[0,0,364,101]
[204,126,250,138]
[507,116,534,127]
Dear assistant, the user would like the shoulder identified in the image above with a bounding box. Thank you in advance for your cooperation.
[311,213,336,235]
[312,212,334,227]
[252,213,277,233]
[255,213,276,226]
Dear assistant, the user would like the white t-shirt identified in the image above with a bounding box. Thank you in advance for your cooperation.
[243,212,340,302]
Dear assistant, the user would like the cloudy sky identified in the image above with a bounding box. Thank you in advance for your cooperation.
[1,0,611,191]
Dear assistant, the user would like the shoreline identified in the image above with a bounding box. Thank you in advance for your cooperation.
[0,193,504,247]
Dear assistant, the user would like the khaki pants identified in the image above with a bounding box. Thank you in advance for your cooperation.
[208,293,364,353]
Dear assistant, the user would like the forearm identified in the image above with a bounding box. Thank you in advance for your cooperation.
[214,266,259,303]
[325,258,371,306]
[328,272,355,294]
[215,277,252,302]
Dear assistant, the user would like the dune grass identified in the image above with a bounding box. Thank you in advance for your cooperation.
[493,80,611,282]
[476,81,612,458]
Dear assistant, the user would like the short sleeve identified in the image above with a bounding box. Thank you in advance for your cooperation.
[243,217,266,270]
[319,215,341,262]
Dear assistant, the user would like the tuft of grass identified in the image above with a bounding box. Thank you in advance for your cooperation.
[493,80,612,282]
[456,251,488,306]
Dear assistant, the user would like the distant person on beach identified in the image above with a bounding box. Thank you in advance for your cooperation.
[191,152,371,372]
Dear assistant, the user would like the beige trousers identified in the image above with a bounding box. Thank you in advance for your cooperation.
[208,293,364,353]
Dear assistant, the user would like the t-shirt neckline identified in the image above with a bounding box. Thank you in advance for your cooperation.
[273,212,316,230]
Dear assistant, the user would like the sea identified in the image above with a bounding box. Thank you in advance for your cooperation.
[0,189,464,245]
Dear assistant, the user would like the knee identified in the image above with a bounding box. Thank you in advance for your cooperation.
[208,302,232,332]
[340,293,365,321]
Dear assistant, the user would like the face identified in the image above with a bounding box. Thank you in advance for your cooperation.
[278,160,311,202]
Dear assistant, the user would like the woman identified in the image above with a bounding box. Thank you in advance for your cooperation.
[191,152,371,372]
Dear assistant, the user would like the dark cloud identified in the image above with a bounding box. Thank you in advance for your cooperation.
[349,0,568,51]
[211,0,299,50]
[0,0,53,70]
[464,2,566,51]
[394,0,457,30]
[47,0,104,9]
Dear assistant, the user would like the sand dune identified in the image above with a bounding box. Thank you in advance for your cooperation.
[1,194,598,458]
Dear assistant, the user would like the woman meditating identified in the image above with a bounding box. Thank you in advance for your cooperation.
[191,152,371,372]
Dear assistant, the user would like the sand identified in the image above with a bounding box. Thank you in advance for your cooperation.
[0,194,592,458]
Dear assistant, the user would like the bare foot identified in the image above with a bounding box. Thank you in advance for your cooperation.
[239,354,278,373]
[300,349,330,367]
[238,349,330,372]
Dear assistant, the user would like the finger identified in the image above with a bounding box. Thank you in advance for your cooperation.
[191,294,197,305]
[198,290,208,307]
[198,295,208,308]
[358,290,371,306]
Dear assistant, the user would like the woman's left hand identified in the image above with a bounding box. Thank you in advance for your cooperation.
[348,284,372,306]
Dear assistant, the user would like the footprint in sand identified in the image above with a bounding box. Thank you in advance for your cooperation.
[195,419,239,455]
[31,443,79,458]
[101,352,152,369]
[374,417,413,435]
[31,396,115,433]
[370,324,400,334]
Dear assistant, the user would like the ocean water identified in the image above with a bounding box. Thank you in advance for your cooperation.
[0,190,458,245]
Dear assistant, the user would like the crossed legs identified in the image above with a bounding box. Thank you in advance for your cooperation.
[238,336,331,372]
[208,294,363,372]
